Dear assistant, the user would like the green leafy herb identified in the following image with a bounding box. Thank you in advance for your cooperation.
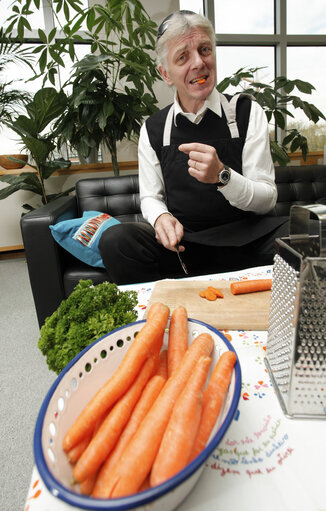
[38,280,138,374]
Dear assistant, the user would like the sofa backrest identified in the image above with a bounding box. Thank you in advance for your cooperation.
[76,165,326,221]
[76,175,144,223]
[273,165,326,216]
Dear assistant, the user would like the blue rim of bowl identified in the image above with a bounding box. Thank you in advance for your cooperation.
[34,318,242,510]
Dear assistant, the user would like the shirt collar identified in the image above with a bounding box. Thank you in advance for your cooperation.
[173,88,222,125]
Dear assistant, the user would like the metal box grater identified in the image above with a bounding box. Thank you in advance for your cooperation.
[265,204,326,419]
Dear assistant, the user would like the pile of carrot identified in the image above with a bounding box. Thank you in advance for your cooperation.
[199,279,272,300]
[62,303,237,499]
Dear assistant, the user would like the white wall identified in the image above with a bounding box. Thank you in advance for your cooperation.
[0,0,179,250]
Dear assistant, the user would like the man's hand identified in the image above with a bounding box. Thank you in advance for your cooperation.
[179,142,225,183]
[154,213,185,252]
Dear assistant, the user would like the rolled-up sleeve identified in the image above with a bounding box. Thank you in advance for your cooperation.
[138,123,169,227]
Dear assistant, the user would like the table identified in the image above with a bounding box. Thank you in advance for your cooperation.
[24,266,325,511]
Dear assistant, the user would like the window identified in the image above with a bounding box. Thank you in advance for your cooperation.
[180,0,326,152]
[0,1,90,155]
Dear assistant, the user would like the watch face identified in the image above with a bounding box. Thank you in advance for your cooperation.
[220,168,230,184]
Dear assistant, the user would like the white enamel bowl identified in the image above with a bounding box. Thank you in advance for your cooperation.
[34,318,241,510]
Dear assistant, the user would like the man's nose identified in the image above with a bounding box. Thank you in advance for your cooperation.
[190,51,205,68]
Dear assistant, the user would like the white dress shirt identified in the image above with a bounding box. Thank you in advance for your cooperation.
[138,88,277,228]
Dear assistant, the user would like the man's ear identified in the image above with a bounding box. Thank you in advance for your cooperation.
[159,64,173,86]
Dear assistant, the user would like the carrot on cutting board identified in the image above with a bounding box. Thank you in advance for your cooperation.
[230,279,272,295]
[73,353,158,483]
[92,374,166,498]
[199,287,224,301]
[96,332,214,499]
[167,306,188,376]
[189,350,237,461]
[62,303,169,452]
[150,355,211,487]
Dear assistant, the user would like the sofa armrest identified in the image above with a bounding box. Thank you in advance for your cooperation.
[20,195,78,328]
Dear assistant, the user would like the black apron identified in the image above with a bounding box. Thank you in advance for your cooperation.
[147,93,287,247]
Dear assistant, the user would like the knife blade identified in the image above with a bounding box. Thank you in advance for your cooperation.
[175,244,189,275]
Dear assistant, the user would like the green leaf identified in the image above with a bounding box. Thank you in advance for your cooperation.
[38,28,47,43]
[0,172,43,199]
[48,27,57,43]
[39,48,48,73]
[294,79,315,94]
[40,158,71,179]
[270,141,290,165]
[273,110,286,130]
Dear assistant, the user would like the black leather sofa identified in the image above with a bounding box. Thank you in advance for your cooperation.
[21,165,326,327]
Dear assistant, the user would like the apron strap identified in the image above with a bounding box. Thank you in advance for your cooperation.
[163,104,174,146]
[163,92,244,146]
[219,92,240,138]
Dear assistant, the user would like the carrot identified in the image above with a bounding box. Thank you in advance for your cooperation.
[156,349,168,379]
[230,279,272,295]
[208,286,224,299]
[199,287,224,300]
[62,303,169,452]
[189,350,237,461]
[150,356,211,487]
[138,475,150,493]
[79,470,98,496]
[204,289,218,301]
[66,410,108,465]
[73,353,158,483]
[146,301,166,321]
[66,434,92,465]
[167,306,188,376]
[92,374,166,498]
[100,332,214,498]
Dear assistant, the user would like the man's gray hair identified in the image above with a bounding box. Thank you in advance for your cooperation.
[156,11,216,70]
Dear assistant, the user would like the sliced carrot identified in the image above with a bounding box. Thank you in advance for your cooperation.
[204,289,218,301]
[150,356,211,487]
[62,303,169,452]
[230,279,272,295]
[167,306,188,376]
[208,286,224,299]
[73,353,158,483]
[199,287,224,301]
[98,332,214,498]
[92,374,166,498]
[189,350,237,461]
[156,349,168,379]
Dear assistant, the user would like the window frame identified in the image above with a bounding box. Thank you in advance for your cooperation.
[203,0,326,143]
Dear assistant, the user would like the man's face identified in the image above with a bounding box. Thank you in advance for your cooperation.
[159,27,216,114]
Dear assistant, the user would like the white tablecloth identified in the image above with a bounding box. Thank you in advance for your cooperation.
[24,266,325,511]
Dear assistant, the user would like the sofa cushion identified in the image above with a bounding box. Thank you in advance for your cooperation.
[50,210,120,268]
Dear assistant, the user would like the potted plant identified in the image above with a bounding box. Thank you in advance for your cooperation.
[0,87,72,212]
[217,67,326,165]
[4,0,160,174]
[57,51,159,175]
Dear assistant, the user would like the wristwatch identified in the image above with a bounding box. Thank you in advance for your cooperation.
[217,166,231,188]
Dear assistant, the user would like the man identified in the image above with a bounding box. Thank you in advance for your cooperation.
[99,10,288,284]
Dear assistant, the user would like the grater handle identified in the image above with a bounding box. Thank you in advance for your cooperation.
[289,204,326,257]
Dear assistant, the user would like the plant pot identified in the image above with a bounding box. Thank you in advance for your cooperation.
[0,154,28,170]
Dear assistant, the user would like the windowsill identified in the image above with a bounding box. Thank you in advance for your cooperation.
[0,161,139,176]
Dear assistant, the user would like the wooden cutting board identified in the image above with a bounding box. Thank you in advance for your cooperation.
[145,280,271,330]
